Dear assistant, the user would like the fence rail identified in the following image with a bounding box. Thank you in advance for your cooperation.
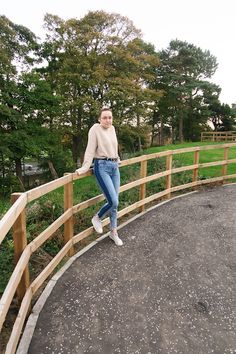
[201,131,236,142]
[1,143,236,354]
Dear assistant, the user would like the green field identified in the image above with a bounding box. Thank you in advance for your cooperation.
[145,141,236,179]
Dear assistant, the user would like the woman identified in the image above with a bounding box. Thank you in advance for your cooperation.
[76,107,123,246]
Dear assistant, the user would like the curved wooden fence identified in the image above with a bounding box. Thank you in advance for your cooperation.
[1,143,236,354]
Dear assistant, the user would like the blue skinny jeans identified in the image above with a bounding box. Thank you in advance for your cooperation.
[93,159,120,230]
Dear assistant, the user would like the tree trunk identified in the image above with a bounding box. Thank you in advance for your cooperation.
[138,136,142,151]
[72,134,85,166]
[179,115,184,143]
[72,106,84,166]
[150,112,156,146]
[72,135,80,164]
[15,158,25,191]
[151,127,155,146]
[160,116,164,145]
[0,152,5,179]
[48,160,58,179]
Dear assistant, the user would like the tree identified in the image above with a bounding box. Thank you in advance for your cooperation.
[0,16,40,186]
[0,16,66,190]
[208,102,235,131]
[151,40,218,143]
[40,11,161,162]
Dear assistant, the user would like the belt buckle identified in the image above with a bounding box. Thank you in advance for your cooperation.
[105,157,117,161]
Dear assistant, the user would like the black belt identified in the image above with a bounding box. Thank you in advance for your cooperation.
[94,157,118,162]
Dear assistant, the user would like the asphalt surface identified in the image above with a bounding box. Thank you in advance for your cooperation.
[26,185,236,354]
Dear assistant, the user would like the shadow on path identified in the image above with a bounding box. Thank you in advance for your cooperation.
[21,185,236,354]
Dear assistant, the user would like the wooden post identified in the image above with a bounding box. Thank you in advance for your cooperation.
[166,153,172,199]
[193,149,200,189]
[11,193,30,301]
[64,174,74,256]
[222,147,229,183]
[139,160,147,212]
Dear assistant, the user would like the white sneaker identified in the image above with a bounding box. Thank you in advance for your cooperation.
[91,215,103,234]
[109,232,123,246]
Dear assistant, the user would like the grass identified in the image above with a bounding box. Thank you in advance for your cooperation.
[144,141,236,179]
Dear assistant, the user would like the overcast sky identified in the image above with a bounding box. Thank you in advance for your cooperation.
[2,0,236,105]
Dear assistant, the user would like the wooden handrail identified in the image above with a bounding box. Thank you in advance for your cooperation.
[1,142,236,354]
[0,193,27,244]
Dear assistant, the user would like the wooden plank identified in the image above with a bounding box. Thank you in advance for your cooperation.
[5,288,32,354]
[73,194,104,213]
[117,190,168,218]
[145,150,173,160]
[73,217,110,244]
[166,153,172,199]
[72,170,93,180]
[222,147,229,180]
[0,245,31,331]
[27,174,72,203]
[227,158,236,164]
[30,209,72,252]
[73,226,94,244]
[170,176,226,192]
[172,164,198,174]
[222,173,236,180]
[31,240,73,295]
[64,176,74,256]
[139,160,147,212]
[172,146,200,154]
[120,171,170,193]
[171,181,198,192]
[198,160,225,168]
[119,154,147,167]
[198,176,223,184]
[193,149,200,186]
[11,193,30,301]
[0,193,27,245]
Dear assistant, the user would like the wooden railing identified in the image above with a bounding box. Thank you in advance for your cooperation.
[1,143,236,354]
[201,131,236,142]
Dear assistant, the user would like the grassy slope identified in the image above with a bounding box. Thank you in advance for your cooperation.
[145,141,236,178]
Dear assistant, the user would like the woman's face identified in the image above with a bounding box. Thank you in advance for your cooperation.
[99,110,113,129]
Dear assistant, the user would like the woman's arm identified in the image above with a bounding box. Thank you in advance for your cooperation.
[76,127,97,175]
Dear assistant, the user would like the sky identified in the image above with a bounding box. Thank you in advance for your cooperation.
[1,0,236,105]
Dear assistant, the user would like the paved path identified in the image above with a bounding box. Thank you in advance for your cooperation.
[23,185,236,354]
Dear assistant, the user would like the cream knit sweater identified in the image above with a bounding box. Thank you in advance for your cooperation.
[76,123,119,175]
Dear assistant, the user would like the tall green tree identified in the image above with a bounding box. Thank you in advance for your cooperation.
[151,40,218,143]
[208,102,235,131]
[0,16,63,190]
[0,16,40,186]
[41,11,161,162]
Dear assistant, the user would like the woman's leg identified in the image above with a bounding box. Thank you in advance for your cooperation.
[109,164,120,230]
[93,160,119,223]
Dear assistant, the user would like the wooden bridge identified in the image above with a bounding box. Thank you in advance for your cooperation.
[1,143,236,353]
